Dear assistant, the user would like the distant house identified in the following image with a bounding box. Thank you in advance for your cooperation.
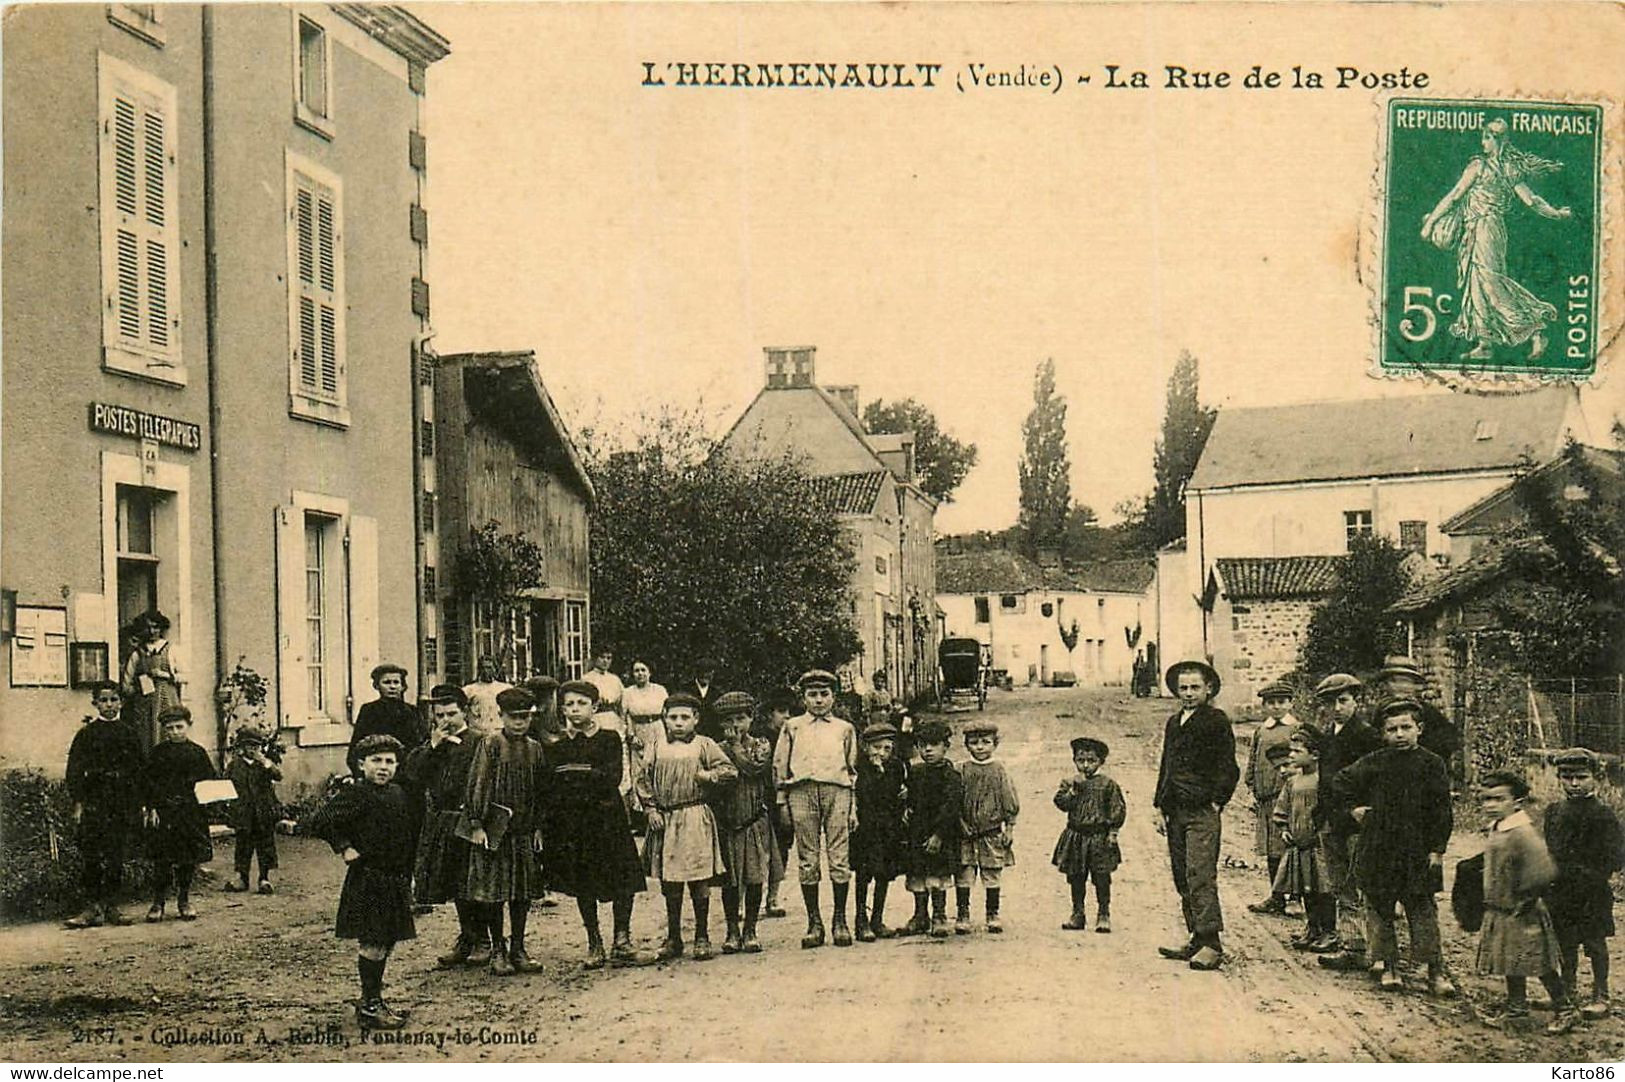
[1165,388,1584,697]
[433,352,595,684]
[720,347,940,702]
[937,548,1155,688]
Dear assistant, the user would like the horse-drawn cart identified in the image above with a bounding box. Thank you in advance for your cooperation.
[938,637,987,712]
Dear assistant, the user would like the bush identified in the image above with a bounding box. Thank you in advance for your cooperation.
[0,769,156,920]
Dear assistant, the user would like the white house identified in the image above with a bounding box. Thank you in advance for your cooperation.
[938,548,1155,687]
[1169,387,1583,703]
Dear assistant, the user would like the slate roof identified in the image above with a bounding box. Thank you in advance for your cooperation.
[721,386,889,477]
[1441,445,1625,535]
[1213,556,1343,601]
[1188,388,1574,490]
[806,470,889,515]
[937,550,1155,596]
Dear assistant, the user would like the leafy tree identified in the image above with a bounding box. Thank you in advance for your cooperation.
[1300,535,1410,679]
[1057,605,1081,664]
[861,398,979,503]
[1018,358,1071,552]
[451,521,547,668]
[1486,441,1625,677]
[588,407,862,697]
[1146,351,1218,548]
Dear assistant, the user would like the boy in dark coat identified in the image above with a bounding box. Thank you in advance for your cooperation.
[1153,660,1240,971]
[1545,747,1624,1019]
[901,719,962,939]
[1312,672,1383,971]
[399,685,490,967]
[144,706,216,922]
[348,663,424,772]
[1325,698,1454,997]
[224,729,283,894]
[64,681,146,928]
[852,720,908,941]
[311,733,416,1031]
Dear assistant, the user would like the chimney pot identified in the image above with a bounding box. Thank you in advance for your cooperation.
[764,346,816,389]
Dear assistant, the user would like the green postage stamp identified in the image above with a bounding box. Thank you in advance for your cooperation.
[1379,97,1603,379]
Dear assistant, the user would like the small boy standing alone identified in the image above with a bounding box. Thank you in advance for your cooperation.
[1545,747,1624,1020]
[1246,681,1298,916]
[1052,736,1125,933]
[1325,698,1455,996]
[223,729,283,894]
[957,720,1019,934]
[64,682,145,928]
[773,669,860,948]
[902,720,962,938]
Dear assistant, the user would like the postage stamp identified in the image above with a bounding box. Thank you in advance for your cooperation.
[1378,97,1603,379]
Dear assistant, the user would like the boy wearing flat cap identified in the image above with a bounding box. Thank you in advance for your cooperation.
[1374,656,1460,771]
[1312,672,1382,972]
[1545,747,1624,1018]
[773,668,860,948]
[852,721,908,941]
[1153,659,1239,971]
[1246,680,1299,916]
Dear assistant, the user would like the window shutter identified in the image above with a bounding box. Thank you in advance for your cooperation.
[274,505,309,729]
[346,515,380,724]
[100,60,179,366]
[290,168,344,405]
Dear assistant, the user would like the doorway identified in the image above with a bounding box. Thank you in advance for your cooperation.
[115,485,163,671]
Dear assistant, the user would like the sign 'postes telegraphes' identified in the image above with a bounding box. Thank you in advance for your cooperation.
[88,402,202,451]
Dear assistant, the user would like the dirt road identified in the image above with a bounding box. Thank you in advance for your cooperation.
[2,687,1621,1062]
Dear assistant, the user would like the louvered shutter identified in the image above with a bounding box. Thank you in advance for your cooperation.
[345,516,380,724]
[290,170,344,403]
[100,59,179,366]
[274,505,310,729]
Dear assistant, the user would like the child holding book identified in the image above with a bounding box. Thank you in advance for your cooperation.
[1476,769,1578,1033]
[957,720,1019,934]
[639,692,737,960]
[463,687,547,977]
[310,733,416,1031]
[1053,736,1125,933]
[1544,748,1623,1020]
[143,706,215,922]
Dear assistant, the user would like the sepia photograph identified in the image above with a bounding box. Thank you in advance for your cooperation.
[0,0,1622,1066]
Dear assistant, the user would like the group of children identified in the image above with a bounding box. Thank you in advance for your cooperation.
[1241,671,1623,1034]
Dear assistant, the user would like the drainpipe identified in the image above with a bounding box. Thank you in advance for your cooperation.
[201,6,227,765]
[1196,488,1209,659]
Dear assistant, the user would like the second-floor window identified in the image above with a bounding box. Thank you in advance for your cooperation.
[286,154,347,425]
[294,15,332,135]
[98,53,182,382]
[1344,509,1374,549]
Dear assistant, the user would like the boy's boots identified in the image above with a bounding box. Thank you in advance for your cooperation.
[930,890,950,938]
[584,927,607,971]
[854,903,874,943]
[955,887,973,935]
[986,889,1002,934]
[1094,907,1111,934]
[720,888,743,954]
[489,936,516,977]
[830,882,853,947]
[870,884,894,939]
[801,885,825,949]
[902,892,931,936]
[438,933,474,968]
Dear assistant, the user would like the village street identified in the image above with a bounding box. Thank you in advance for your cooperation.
[0,687,1621,1064]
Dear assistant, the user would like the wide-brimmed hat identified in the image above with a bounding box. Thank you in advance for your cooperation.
[798,668,838,690]
[1257,680,1294,700]
[862,721,899,743]
[1165,660,1221,696]
[1313,673,1363,700]
[1070,735,1109,760]
[1377,656,1426,682]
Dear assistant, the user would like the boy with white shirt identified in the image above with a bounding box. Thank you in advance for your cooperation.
[773,669,859,948]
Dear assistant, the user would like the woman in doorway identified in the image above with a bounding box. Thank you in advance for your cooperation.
[122,611,181,748]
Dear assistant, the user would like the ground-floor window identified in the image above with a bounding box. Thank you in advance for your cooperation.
[564,601,586,679]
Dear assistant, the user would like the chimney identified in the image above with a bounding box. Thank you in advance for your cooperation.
[764,346,816,389]
[825,384,859,418]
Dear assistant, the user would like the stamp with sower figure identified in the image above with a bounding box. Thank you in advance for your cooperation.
[1378,97,1603,380]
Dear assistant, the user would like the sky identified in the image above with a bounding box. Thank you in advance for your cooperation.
[411,2,1623,535]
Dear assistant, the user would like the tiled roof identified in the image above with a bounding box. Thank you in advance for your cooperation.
[1188,388,1573,490]
[1389,542,1528,615]
[806,470,888,515]
[937,550,1154,596]
[1213,556,1343,601]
